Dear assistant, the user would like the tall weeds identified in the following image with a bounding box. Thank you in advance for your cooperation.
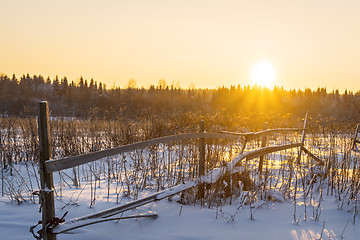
[1,114,360,224]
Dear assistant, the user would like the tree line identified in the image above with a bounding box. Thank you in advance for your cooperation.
[1,73,360,125]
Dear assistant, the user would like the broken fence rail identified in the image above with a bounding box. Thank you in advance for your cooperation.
[45,129,304,173]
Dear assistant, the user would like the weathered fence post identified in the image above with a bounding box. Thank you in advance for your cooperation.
[38,101,56,240]
[198,120,205,198]
[258,122,268,175]
[258,134,267,175]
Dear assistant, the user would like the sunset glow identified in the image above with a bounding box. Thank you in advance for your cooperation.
[1,1,360,91]
[250,62,276,88]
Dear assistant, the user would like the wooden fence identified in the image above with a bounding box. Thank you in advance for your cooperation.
[35,101,317,239]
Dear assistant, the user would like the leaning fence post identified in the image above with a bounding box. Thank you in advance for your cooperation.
[38,101,56,240]
[198,120,205,198]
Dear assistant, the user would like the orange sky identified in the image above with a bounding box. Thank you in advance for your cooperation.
[1,1,360,91]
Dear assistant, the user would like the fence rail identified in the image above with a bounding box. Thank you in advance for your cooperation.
[45,132,240,173]
[45,129,305,173]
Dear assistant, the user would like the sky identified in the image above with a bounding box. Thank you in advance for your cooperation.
[1,0,360,91]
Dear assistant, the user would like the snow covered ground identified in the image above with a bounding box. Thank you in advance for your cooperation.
[1,191,360,240]
[1,133,360,240]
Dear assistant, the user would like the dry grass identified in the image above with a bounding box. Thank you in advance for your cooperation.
[1,114,360,222]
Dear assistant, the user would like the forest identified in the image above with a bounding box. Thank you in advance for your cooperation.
[1,74,360,126]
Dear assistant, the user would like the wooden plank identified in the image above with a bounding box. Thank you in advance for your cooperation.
[301,147,323,164]
[38,101,56,240]
[53,214,158,234]
[68,194,160,221]
[245,143,302,160]
[45,132,240,173]
[46,133,200,172]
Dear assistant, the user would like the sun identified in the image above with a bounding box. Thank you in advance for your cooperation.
[250,61,276,88]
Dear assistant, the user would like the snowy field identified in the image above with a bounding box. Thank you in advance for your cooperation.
[1,192,360,240]
[1,131,360,240]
